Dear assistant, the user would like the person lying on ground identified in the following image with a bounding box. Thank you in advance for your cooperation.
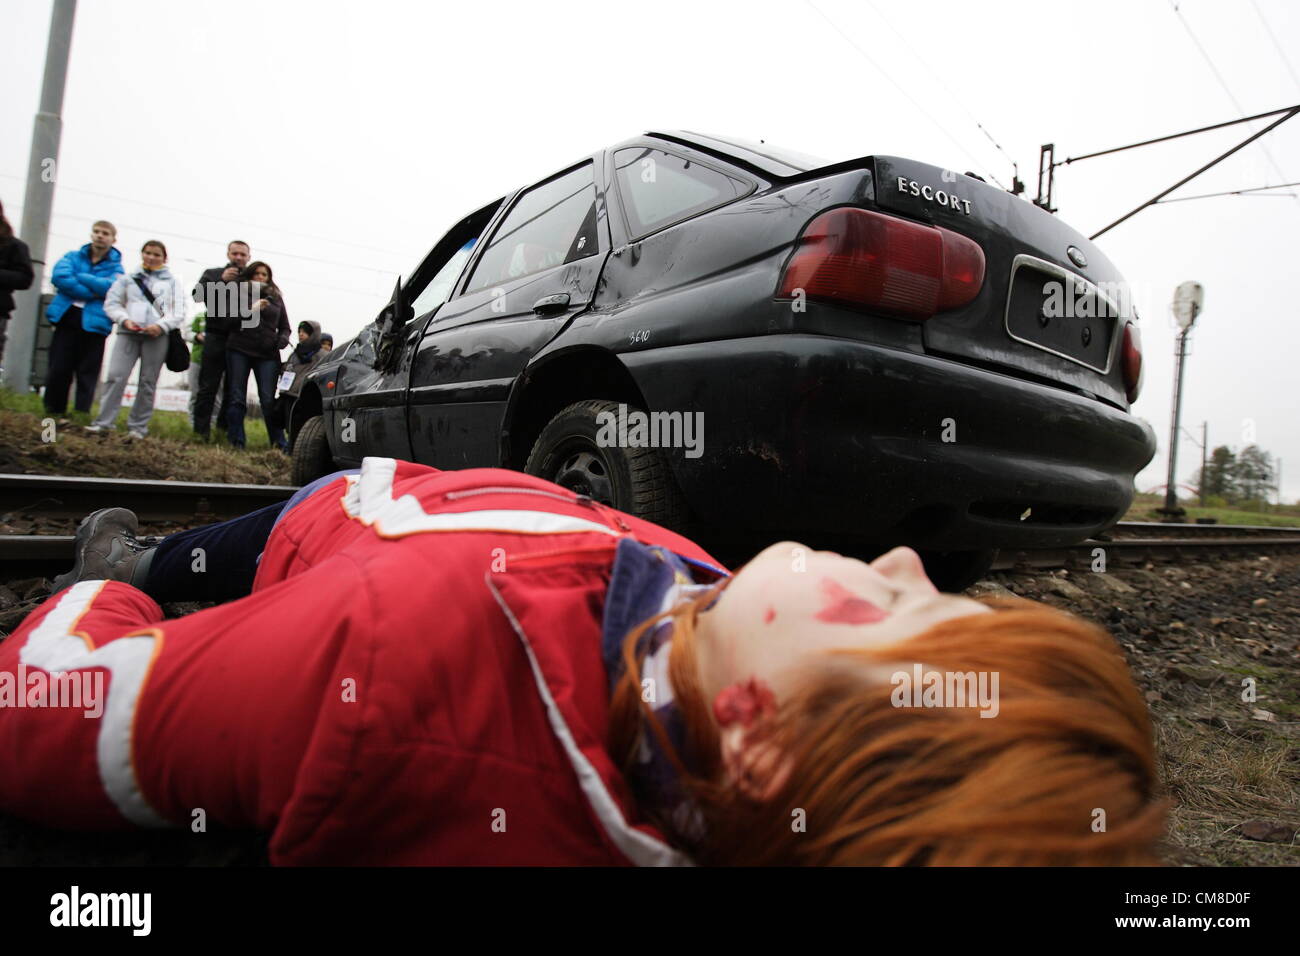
[0,457,1167,865]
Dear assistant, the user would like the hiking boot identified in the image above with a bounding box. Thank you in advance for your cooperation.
[50,508,158,595]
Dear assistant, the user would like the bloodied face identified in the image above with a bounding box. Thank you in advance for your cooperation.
[693,543,991,709]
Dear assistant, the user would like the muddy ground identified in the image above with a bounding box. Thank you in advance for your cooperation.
[976,556,1300,866]
[0,407,291,485]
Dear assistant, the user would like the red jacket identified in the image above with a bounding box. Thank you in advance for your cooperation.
[0,458,724,865]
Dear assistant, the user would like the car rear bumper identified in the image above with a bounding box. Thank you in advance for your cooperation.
[622,334,1157,550]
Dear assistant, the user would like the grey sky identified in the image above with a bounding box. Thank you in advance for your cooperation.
[2,0,1297,499]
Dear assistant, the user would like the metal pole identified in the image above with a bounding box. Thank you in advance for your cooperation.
[1162,328,1190,516]
[1,0,78,393]
[1200,421,1207,506]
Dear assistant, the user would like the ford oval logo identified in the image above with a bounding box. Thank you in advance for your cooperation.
[1067,245,1088,269]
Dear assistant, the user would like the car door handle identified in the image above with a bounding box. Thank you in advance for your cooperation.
[532,293,570,315]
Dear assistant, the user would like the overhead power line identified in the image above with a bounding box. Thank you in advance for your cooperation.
[1155,180,1300,203]
[0,170,408,259]
[1090,105,1299,238]
[4,195,398,278]
[23,221,387,301]
[1250,0,1300,93]
[1061,103,1300,165]
[1168,0,1293,188]
[803,0,1007,189]
[1036,103,1300,220]
[862,0,1016,190]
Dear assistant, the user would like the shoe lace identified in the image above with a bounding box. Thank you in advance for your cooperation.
[123,534,163,553]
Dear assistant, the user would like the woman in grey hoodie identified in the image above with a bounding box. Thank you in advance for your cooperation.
[87,240,189,438]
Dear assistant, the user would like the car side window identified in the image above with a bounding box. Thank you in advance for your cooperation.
[614,147,749,239]
[409,238,476,318]
[399,198,502,322]
[464,162,599,293]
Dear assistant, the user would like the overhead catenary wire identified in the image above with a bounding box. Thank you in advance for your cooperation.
[1168,0,1294,191]
[4,195,397,279]
[803,0,1007,189]
[862,0,1015,190]
[1043,103,1300,226]
[30,225,386,301]
[1059,103,1300,165]
[1155,180,1300,203]
[1251,0,1300,93]
[0,171,408,260]
[1089,105,1299,238]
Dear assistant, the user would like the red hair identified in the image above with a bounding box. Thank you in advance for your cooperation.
[609,592,1166,865]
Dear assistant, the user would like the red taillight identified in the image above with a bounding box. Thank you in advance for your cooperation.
[777,207,985,319]
[1120,322,1143,404]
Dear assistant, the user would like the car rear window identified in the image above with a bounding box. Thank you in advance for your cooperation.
[465,162,599,293]
[614,147,750,239]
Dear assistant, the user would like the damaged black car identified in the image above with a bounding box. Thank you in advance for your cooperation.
[288,130,1156,582]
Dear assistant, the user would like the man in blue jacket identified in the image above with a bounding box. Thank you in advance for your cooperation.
[43,220,124,417]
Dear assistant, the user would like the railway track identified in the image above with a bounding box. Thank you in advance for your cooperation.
[987,534,1300,571]
[1099,520,1300,540]
[0,473,296,524]
[2,473,1298,579]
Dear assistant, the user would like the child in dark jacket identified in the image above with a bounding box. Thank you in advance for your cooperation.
[272,320,324,442]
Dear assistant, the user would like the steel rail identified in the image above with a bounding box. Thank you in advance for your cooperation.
[1107,521,1300,538]
[0,474,296,524]
[4,532,1300,585]
[990,536,1300,571]
[5,476,1298,539]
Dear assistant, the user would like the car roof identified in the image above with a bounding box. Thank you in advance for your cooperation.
[645,130,832,178]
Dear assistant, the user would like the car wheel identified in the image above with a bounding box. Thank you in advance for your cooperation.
[524,399,690,532]
[290,415,335,486]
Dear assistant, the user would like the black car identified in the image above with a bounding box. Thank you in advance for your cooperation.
[289,130,1156,580]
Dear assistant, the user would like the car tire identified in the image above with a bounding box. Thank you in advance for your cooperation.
[524,399,690,533]
[290,415,335,486]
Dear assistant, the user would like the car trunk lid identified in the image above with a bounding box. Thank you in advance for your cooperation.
[871,155,1133,409]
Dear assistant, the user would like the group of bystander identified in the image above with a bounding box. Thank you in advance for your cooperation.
[0,210,333,450]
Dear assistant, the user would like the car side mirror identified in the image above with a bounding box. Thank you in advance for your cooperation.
[375,277,414,370]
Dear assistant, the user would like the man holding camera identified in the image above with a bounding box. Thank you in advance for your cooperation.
[190,239,250,440]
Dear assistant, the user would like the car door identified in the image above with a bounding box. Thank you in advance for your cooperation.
[407,157,611,468]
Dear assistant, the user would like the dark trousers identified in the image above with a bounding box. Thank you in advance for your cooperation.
[145,501,285,603]
[43,307,107,414]
[192,331,231,436]
[143,469,353,602]
[226,348,286,450]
